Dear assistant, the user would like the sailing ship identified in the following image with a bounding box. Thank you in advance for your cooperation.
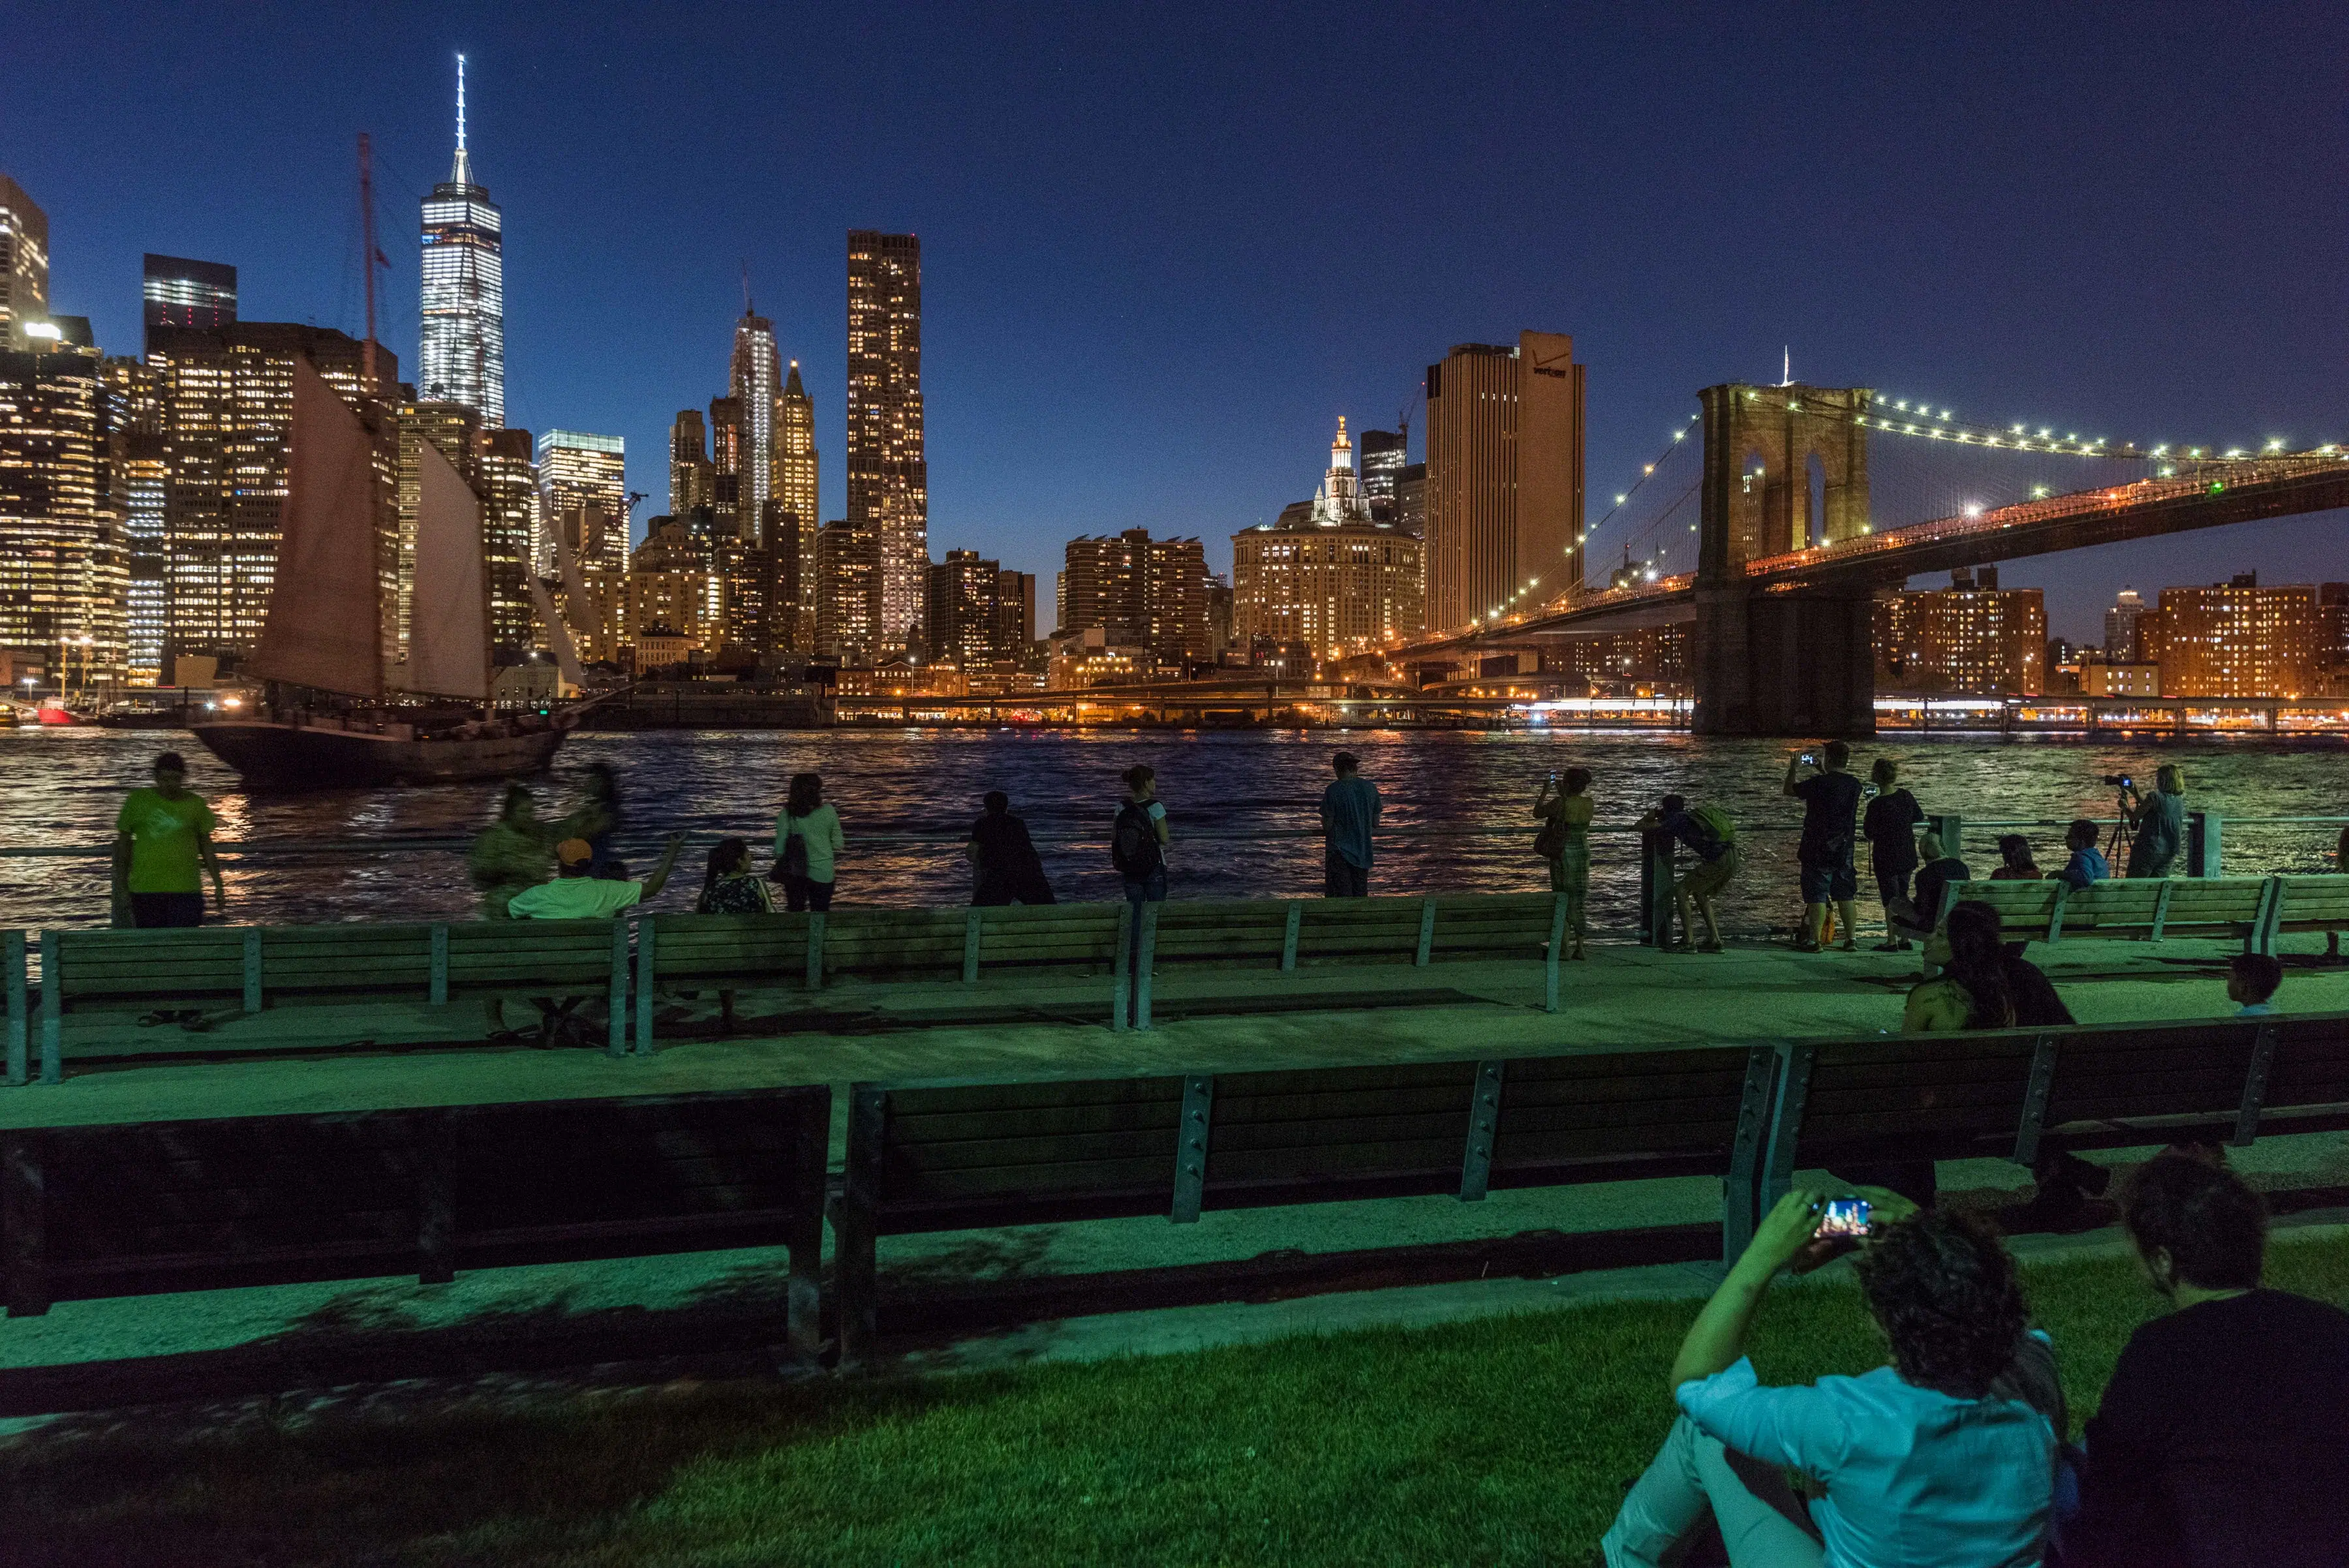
[191,358,574,788]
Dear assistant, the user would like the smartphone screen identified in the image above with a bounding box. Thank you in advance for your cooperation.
[1815,1197,1871,1238]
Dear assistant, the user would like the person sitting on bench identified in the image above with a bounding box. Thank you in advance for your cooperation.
[508,834,683,919]
[2051,819,2110,891]
[2055,1153,2349,1567]
[1603,1190,2056,1567]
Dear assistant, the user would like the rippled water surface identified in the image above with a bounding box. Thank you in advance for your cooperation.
[6,727,2345,934]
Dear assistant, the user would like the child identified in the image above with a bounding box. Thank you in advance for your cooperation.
[2230,951,2282,1017]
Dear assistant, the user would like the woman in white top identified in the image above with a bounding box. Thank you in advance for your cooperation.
[774,771,846,912]
[1603,1188,2057,1567]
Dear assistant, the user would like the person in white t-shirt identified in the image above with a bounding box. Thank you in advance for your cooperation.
[508,834,683,919]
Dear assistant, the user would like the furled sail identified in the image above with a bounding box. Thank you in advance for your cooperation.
[402,438,490,698]
[247,359,386,698]
[529,576,589,689]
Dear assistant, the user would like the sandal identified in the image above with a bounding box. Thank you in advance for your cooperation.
[1793,940,1822,953]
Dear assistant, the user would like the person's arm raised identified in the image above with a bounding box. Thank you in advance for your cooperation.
[639,833,686,900]
[1669,1186,1824,1389]
[1781,751,1807,798]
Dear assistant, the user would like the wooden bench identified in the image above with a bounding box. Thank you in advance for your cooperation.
[0,1084,831,1356]
[834,1041,1766,1364]
[1732,1012,2349,1233]
[12,919,634,1084]
[1942,876,2279,951]
[2270,874,2349,951]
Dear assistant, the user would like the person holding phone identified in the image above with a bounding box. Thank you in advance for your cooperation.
[1784,740,1863,953]
[1603,1187,2058,1567]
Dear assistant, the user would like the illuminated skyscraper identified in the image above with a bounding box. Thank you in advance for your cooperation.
[776,360,818,647]
[1424,333,1584,632]
[669,408,713,517]
[846,230,926,653]
[105,358,168,684]
[418,55,505,427]
[1231,419,1426,661]
[0,175,48,351]
[474,427,536,654]
[536,429,627,663]
[142,255,236,353]
[0,343,127,683]
[730,310,778,540]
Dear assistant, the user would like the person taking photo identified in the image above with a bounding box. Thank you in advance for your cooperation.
[1784,740,1862,952]
[2121,763,2187,879]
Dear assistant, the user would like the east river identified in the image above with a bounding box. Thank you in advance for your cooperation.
[5,727,2345,937]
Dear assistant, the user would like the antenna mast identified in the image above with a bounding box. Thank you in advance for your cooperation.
[358,132,380,395]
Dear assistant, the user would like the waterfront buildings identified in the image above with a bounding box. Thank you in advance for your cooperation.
[0,175,47,351]
[474,427,537,654]
[0,343,127,684]
[536,429,626,662]
[707,394,743,540]
[816,520,878,664]
[2103,587,2147,662]
[846,230,926,654]
[146,322,391,668]
[628,517,722,658]
[926,549,1004,669]
[141,255,236,351]
[1871,570,2046,694]
[998,568,1037,653]
[1059,529,1210,669]
[2081,660,2160,698]
[776,360,818,649]
[416,57,505,426]
[729,310,778,538]
[1358,426,1407,524]
[1424,333,1584,632]
[1231,417,1425,662]
[2140,574,2321,698]
[106,358,168,685]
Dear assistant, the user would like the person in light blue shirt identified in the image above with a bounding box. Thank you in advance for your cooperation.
[2051,818,2110,892]
[1603,1188,2057,1568]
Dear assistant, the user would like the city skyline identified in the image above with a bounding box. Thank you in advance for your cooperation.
[8,7,2348,644]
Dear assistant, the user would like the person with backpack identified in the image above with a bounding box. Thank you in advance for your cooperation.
[1786,740,1863,953]
[1111,765,1169,902]
[1635,793,1738,953]
[1533,767,1595,960]
[773,771,846,912]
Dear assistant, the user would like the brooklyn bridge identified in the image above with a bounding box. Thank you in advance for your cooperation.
[1336,381,2349,735]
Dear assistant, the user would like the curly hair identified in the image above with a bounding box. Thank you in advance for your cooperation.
[2120,1150,2266,1291]
[1852,1209,2027,1399]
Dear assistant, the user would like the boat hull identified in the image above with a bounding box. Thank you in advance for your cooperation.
[189,720,567,788]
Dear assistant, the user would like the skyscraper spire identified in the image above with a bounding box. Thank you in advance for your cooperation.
[450,53,473,187]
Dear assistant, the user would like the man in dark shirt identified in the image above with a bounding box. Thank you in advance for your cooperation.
[967,792,1055,906]
[2061,1153,2349,1567]
[1783,740,1863,951]
[1910,832,1973,934]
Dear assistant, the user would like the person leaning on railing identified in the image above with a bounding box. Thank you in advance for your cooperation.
[1601,1188,2060,1568]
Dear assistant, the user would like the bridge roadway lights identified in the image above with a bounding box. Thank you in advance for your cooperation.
[1692,583,1877,738]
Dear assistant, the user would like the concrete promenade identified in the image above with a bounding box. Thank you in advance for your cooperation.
[3,934,2346,1412]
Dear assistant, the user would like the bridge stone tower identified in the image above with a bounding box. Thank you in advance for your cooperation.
[1693,383,1878,736]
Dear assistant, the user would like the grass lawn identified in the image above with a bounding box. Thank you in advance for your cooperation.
[7,1233,2348,1567]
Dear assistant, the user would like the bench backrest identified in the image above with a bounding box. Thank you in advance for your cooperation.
[1950,876,2275,943]
[52,927,248,1004]
[445,918,624,989]
[1,1085,829,1317]
[2274,874,2349,933]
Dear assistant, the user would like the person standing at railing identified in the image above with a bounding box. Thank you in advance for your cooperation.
[1534,767,1595,960]
[1113,765,1171,983]
[1862,758,1924,951]
[1634,794,1737,955]
[773,773,846,913]
[1785,740,1862,953]
[110,751,224,929]
[2121,764,2187,878]
[968,792,1055,906]
[467,784,555,921]
[1319,751,1381,899]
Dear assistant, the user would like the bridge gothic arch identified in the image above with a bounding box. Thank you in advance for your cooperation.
[1701,384,1872,579]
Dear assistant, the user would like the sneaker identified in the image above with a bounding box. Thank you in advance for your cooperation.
[1871,940,1906,953]
[1793,940,1822,953]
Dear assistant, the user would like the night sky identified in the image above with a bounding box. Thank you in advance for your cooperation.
[14,3,2345,641]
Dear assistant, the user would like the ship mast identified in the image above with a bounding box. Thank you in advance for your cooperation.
[358,132,381,396]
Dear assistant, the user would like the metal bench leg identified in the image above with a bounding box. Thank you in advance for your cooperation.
[634,919,657,1054]
[1111,903,1132,1031]
[837,1087,887,1370]
[1134,904,1159,1031]
[38,930,59,1086]
[606,921,630,1057]
[1722,1043,1778,1265]
[417,1113,456,1286]
[3,1135,47,1315]
[1172,1075,1214,1222]
[785,1094,829,1362]
[1544,895,1567,1013]
[5,932,25,1088]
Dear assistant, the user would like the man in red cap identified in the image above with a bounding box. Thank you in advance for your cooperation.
[508,832,683,919]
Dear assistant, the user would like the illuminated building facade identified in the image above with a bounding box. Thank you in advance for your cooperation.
[1060,529,1210,666]
[730,311,778,538]
[707,395,743,540]
[0,175,47,351]
[1424,332,1584,632]
[2145,574,2320,698]
[2103,587,2147,662]
[105,357,168,684]
[0,345,127,684]
[1871,570,2046,694]
[474,427,536,654]
[418,56,505,426]
[846,230,927,654]
[536,429,627,662]
[1358,427,1406,523]
[142,255,236,354]
[776,360,818,649]
[925,549,1003,668]
[147,322,392,666]
[816,519,878,664]
[628,517,722,655]
[669,408,713,517]
[1232,417,1426,661]
[998,568,1037,653]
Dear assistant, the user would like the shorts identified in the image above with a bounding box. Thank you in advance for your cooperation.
[1800,847,1858,904]
[1875,869,1912,908]
[1680,844,1740,900]
[130,891,205,928]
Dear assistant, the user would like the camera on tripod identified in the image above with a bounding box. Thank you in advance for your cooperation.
[2100,775,2134,790]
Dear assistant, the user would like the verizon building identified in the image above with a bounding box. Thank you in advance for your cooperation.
[1423,332,1584,634]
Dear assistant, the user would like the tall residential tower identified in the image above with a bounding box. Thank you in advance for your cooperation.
[776,360,818,647]
[729,309,778,538]
[846,230,926,654]
[418,55,506,426]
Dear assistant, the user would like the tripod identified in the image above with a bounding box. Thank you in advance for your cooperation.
[2106,789,2134,867]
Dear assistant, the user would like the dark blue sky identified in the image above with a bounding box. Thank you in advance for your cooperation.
[14,3,2346,640]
